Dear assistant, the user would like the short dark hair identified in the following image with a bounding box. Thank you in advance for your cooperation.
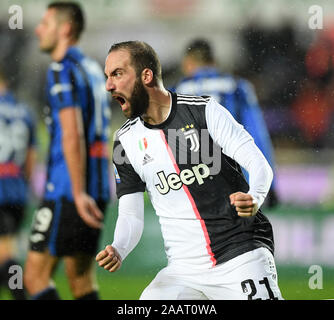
[184,38,214,64]
[108,41,162,83]
[48,1,85,40]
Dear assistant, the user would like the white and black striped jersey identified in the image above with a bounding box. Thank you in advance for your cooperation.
[112,92,274,269]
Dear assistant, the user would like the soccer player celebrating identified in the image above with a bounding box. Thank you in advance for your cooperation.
[24,2,111,300]
[96,41,283,300]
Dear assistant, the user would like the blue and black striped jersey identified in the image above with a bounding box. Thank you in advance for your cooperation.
[0,91,36,205]
[44,46,111,201]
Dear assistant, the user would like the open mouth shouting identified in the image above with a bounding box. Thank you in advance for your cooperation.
[113,94,125,105]
[112,93,129,112]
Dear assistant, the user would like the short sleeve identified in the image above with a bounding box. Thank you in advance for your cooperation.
[48,62,78,110]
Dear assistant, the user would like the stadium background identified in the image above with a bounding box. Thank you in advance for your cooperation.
[1,0,334,299]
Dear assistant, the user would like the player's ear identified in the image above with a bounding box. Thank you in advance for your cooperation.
[60,21,72,39]
[141,68,154,86]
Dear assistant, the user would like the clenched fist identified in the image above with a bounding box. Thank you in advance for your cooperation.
[229,192,258,217]
[96,245,122,272]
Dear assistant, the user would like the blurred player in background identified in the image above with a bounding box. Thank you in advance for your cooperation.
[173,39,278,207]
[96,41,282,300]
[24,2,111,300]
[0,69,36,300]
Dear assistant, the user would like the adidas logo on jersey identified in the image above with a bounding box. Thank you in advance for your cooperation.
[143,154,154,165]
[155,163,210,195]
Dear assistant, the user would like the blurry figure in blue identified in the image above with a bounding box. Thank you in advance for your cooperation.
[173,39,278,207]
[0,70,37,300]
[24,2,111,300]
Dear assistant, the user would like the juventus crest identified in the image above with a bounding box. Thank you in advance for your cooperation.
[181,124,199,152]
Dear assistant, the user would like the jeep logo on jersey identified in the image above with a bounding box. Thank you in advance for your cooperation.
[155,163,210,195]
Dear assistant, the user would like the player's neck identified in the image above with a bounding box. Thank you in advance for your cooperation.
[51,38,77,62]
[142,87,171,125]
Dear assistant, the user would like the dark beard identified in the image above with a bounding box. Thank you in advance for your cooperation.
[128,78,149,119]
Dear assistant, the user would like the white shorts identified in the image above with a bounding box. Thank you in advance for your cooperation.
[140,247,283,300]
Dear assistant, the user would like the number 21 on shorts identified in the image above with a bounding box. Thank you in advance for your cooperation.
[241,277,279,300]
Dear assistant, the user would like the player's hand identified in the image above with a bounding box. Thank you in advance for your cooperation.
[74,192,104,229]
[229,192,258,217]
[96,245,122,272]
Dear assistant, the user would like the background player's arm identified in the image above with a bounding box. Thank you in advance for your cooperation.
[96,192,144,272]
[23,147,37,181]
[23,111,37,182]
[59,107,103,229]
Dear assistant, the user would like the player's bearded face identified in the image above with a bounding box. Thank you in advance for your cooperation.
[128,76,149,119]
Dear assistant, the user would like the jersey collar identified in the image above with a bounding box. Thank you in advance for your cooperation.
[61,46,83,62]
